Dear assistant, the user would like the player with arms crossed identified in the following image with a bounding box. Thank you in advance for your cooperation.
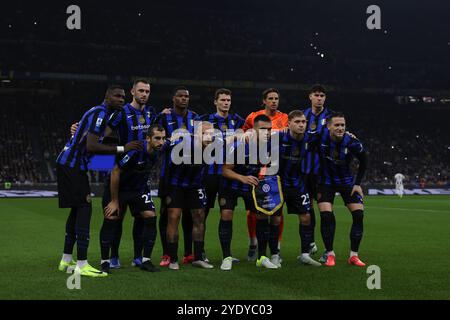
[317,112,368,267]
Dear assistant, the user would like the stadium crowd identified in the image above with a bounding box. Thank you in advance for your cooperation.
[0,87,448,187]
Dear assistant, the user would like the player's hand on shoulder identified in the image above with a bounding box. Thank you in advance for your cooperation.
[124,140,143,152]
[346,131,358,139]
[351,185,364,198]
[241,175,260,186]
[70,122,79,135]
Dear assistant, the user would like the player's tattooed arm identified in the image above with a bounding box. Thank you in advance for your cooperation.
[104,165,121,218]
[222,164,259,186]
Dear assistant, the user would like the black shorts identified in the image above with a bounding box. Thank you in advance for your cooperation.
[56,164,91,208]
[304,174,318,201]
[102,188,155,217]
[218,188,256,212]
[283,186,312,215]
[317,184,364,205]
[165,185,207,209]
[204,174,221,209]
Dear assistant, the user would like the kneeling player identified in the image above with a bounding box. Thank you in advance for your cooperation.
[220,115,280,270]
[103,125,166,273]
[278,110,321,266]
[317,112,368,267]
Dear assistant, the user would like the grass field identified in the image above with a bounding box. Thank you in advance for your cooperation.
[0,195,449,300]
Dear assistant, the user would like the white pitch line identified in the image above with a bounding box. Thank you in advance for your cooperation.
[334,205,448,213]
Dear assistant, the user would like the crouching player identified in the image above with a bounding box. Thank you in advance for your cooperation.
[103,124,167,273]
[317,112,368,267]
[278,110,321,266]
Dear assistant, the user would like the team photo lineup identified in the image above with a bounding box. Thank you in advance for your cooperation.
[56,81,368,276]
[1,1,450,303]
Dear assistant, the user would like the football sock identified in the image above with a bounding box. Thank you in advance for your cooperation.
[76,260,88,268]
[142,216,157,259]
[159,205,168,255]
[194,241,204,261]
[75,204,92,261]
[320,211,336,252]
[268,224,280,255]
[133,217,144,259]
[300,223,314,254]
[167,242,178,263]
[350,210,364,252]
[182,208,193,256]
[63,207,77,255]
[218,219,232,259]
[247,211,257,245]
[278,215,284,242]
[99,218,116,260]
[256,219,270,258]
[62,254,73,263]
[110,218,123,258]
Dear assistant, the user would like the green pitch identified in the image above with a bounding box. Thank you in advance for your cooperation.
[0,195,449,300]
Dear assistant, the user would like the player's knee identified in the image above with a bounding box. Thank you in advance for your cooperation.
[221,210,233,221]
[300,213,311,226]
[141,211,156,218]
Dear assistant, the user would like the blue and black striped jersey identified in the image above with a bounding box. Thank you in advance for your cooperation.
[198,112,245,175]
[56,103,113,171]
[113,141,161,193]
[108,103,156,144]
[166,137,206,188]
[318,132,366,187]
[279,130,319,190]
[221,141,265,193]
[154,109,200,179]
[301,107,333,175]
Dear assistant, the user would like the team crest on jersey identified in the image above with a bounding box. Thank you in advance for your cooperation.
[190,119,194,127]
[321,118,326,126]
[96,117,103,127]
[221,123,228,131]
[231,120,235,126]
[139,116,146,124]
[344,148,348,154]
[292,147,300,156]
[276,120,282,128]
[219,198,227,206]
[310,122,317,130]
[305,143,309,150]
[180,124,187,129]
